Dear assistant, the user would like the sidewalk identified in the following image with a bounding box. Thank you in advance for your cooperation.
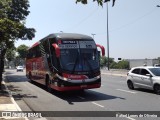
[0,75,25,120]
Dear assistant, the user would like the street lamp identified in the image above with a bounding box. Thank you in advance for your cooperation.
[106,2,110,71]
[91,33,96,39]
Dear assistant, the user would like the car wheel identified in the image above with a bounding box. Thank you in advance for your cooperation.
[154,84,160,95]
[127,80,134,90]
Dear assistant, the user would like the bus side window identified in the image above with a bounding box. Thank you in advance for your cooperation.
[42,40,50,60]
[42,40,49,54]
[35,45,41,57]
[50,44,58,69]
[49,38,58,69]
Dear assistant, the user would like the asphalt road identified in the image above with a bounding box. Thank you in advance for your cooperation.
[4,69,160,120]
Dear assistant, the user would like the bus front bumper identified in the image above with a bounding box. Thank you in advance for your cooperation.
[50,83,101,91]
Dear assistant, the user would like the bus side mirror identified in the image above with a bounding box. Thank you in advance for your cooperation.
[52,44,60,58]
[96,44,105,56]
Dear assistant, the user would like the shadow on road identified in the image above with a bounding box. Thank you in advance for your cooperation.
[134,88,155,94]
[53,90,125,105]
[6,76,28,82]
[31,81,125,105]
[7,85,37,101]
[5,73,28,83]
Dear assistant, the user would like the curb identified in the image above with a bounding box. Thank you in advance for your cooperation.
[2,80,22,111]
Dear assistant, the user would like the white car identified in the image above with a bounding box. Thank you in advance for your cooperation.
[16,66,24,72]
[127,66,160,94]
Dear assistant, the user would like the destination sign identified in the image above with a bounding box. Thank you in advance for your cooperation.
[62,41,77,44]
[59,44,79,49]
[79,41,96,49]
[58,40,96,49]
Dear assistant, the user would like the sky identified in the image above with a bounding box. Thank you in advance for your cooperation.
[15,0,160,60]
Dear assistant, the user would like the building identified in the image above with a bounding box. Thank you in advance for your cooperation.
[128,59,160,69]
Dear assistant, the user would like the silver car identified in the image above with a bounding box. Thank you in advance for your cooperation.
[127,66,160,94]
[16,66,24,72]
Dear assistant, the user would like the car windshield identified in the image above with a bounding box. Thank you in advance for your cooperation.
[149,68,160,76]
[60,49,99,72]
[17,66,23,68]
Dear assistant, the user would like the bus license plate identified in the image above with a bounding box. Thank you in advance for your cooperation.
[81,85,87,88]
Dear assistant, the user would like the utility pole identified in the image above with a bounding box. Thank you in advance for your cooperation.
[106,2,110,71]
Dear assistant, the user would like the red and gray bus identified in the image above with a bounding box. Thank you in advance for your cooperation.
[26,33,105,91]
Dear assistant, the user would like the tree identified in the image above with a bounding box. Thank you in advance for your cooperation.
[0,0,35,89]
[110,60,129,69]
[16,44,29,66]
[110,61,118,69]
[117,60,129,69]
[100,56,107,67]
[16,44,29,59]
[5,46,16,68]
[100,56,114,68]
[76,0,116,6]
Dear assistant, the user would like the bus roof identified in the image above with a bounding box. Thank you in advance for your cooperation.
[28,42,39,50]
[29,33,93,50]
[40,33,93,42]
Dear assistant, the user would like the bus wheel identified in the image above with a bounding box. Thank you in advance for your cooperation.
[46,75,52,92]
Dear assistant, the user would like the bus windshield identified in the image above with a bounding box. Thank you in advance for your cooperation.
[60,49,99,72]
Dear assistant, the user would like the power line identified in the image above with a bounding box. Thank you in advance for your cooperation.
[66,7,99,31]
[110,7,157,32]
[95,7,157,35]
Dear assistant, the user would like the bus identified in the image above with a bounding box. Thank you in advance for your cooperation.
[26,33,105,91]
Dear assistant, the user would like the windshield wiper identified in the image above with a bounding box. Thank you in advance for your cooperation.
[71,51,79,74]
[84,56,94,74]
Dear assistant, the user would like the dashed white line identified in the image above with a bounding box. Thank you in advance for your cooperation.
[91,102,104,108]
[116,89,137,94]
[126,116,136,120]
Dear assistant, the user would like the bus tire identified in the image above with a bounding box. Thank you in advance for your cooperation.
[46,75,52,92]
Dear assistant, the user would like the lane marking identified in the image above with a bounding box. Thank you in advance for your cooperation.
[77,96,85,100]
[91,102,104,108]
[126,117,136,120]
[116,89,137,94]
[91,102,136,120]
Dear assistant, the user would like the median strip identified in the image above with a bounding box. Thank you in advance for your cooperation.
[101,73,127,77]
